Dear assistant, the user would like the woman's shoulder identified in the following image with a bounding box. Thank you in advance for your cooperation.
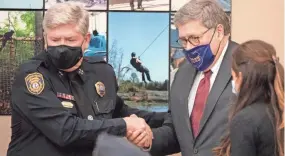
[231,102,271,128]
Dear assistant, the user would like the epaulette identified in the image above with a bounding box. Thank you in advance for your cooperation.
[84,56,106,63]
[19,59,44,73]
[83,56,114,69]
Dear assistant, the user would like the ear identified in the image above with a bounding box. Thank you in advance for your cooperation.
[43,33,47,50]
[216,24,225,40]
[237,71,243,84]
[83,33,91,51]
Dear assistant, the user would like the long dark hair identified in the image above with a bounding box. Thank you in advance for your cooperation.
[213,40,284,156]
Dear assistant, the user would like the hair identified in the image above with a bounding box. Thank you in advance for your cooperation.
[43,2,89,36]
[93,30,99,36]
[131,52,136,57]
[174,0,231,35]
[213,40,284,156]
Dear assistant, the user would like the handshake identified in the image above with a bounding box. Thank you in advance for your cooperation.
[123,114,153,149]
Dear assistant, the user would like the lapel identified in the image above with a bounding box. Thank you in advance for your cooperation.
[173,62,197,142]
[197,41,237,137]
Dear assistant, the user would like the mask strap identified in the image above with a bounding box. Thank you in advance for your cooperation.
[209,27,217,44]
[210,26,223,57]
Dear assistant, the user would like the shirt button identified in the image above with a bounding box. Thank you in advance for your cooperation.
[87,115,94,120]
[194,148,198,154]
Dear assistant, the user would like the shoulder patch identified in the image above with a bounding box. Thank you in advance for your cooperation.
[25,72,45,95]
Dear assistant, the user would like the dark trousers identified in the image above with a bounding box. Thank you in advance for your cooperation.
[130,0,142,9]
[138,66,151,83]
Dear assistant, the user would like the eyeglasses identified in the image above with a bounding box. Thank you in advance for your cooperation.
[176,28,212,47]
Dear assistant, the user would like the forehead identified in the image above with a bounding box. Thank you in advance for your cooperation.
[177,20,208,38]
[45,24,82,38]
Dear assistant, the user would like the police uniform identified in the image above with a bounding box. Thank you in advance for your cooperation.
[7,52,166,156]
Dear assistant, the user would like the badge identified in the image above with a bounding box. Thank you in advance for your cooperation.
[95,81,105,97]
[61,101,74,108]
[25,72,45,95]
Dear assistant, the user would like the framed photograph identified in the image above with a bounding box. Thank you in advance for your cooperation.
[84,12,107,60]
[45,0,107,11]
[109,0,170,11]
[0,0,43,9]
[171,0,231,11]
[0,11,44,115]
[108,12,169,112]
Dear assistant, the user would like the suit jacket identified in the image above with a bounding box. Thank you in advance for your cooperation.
[151,41,239,156]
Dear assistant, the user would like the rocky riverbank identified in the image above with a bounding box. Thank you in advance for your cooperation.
[117,90,168,103]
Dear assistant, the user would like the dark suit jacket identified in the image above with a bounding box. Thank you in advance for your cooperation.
[230,102,277,156]
[151,41,239,156]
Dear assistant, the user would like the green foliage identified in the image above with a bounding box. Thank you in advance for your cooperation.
[0,11,35,37]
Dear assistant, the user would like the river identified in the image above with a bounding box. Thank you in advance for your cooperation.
[124,101,168,112]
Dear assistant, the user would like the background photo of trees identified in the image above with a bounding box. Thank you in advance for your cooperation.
[0,11,44,115]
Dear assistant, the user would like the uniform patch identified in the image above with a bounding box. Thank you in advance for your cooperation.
[95,81,105,97]
[25,72,45,95]
[61,101,74,108]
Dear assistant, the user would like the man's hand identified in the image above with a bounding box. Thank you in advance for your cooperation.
[125,114,153,148]
[123,115,146,133]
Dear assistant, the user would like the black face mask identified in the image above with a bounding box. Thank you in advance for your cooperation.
[47,45,83,70]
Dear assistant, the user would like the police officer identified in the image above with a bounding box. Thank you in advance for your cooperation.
[7,2,165,156]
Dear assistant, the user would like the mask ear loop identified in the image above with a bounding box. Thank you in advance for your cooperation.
[208,27,217,44]
[81,37,88,52]
[44,34,49,50]
[210,26,223,57]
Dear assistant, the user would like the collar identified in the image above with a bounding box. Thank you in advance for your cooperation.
[66,66,86,83]
[210,40,229,73]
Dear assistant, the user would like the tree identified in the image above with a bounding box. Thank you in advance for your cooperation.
[108,39,132,80]
[130,72,139,83]
[34,11,44,55]
[0,11,36,37]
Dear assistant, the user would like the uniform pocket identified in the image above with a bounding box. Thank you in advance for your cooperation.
[93,98,114,115]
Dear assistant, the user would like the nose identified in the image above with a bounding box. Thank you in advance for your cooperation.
[60,39,66,45]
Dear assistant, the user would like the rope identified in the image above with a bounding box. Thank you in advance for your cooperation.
[138,24,169,57]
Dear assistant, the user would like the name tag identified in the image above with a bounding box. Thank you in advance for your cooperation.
[61,101,74,108]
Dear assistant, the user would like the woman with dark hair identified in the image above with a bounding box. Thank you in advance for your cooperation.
[213,40,284,156]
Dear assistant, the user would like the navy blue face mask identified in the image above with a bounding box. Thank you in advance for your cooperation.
[183,28,217,71]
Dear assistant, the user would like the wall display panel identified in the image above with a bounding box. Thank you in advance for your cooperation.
[45,0,107,10]
[0,0,43,9]
[169,12,185,86]
[109,0,170,11]
[84,12,107,59]
[108,12,169,112]
[171,0,231,11]
[0,11,44,115]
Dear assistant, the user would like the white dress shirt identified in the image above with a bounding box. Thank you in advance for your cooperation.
[188,41,229,117]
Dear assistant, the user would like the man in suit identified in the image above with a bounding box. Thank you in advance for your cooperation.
[127,0,238,155]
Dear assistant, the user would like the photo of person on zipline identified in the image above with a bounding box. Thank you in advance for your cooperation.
[130,52,152,83]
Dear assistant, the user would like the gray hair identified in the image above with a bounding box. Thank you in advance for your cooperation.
[43,2,89,36]
[174,0,231,35]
